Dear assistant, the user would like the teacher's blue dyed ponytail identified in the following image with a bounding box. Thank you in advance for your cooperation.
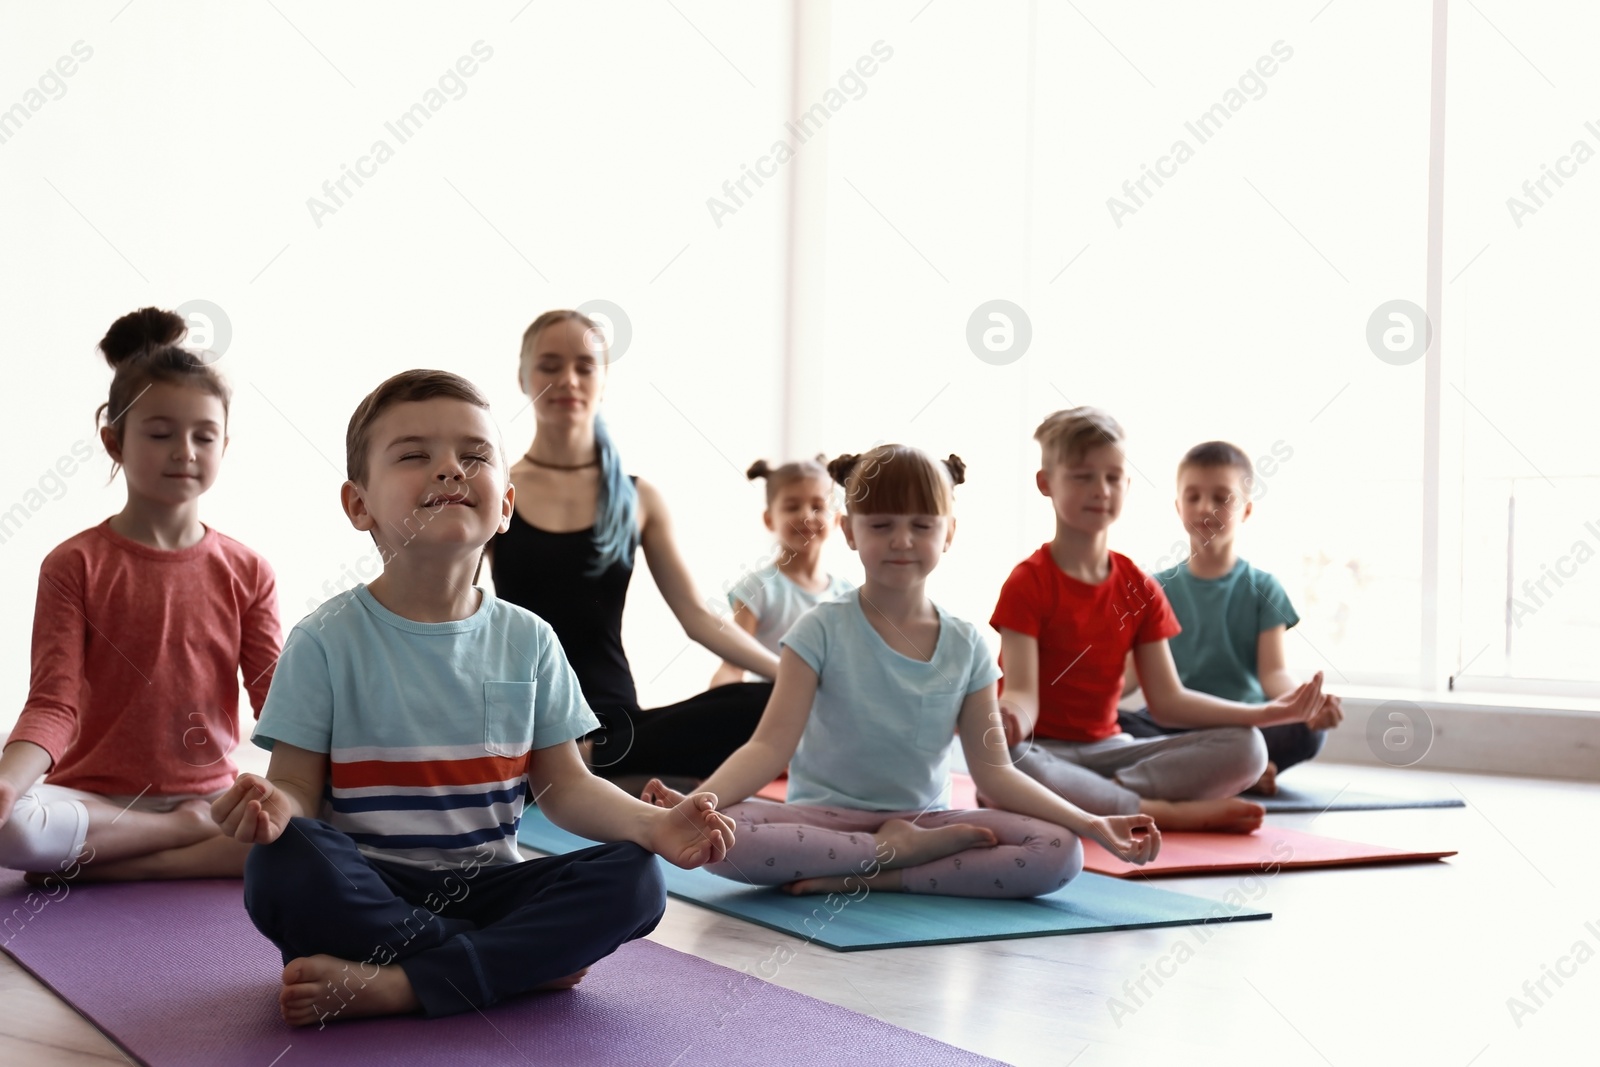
[589,412,638,575]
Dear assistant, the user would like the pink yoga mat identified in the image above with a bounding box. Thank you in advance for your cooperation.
[0,871,1005,1066]
[1080,824,1456,878]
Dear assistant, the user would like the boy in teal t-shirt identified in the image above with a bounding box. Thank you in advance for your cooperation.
[1119,441,1344,794]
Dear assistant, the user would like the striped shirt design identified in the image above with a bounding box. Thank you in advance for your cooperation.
[327,744,530,863]
[254,587,598,870]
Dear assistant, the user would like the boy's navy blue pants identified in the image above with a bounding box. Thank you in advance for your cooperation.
[243,817,666,1018]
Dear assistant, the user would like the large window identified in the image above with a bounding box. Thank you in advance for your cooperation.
[1443,3,1600,692]
[801,3,1442,688]
[783,2,1587,697]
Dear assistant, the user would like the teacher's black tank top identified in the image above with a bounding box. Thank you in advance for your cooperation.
[490,479,640,724]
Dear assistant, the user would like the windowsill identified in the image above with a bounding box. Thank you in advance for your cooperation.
[1122,685,1600,781]
[1330,684,1600,717]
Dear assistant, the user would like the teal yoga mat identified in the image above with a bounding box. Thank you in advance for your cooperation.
[517,808,1269,951]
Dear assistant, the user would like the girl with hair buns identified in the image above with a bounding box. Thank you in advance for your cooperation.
[0,307,282,880]
[708,457,854,688]
[488,310,780,782]
[643,445,1159,899]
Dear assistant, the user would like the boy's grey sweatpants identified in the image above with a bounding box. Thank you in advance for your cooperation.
[1010,728,1267,815]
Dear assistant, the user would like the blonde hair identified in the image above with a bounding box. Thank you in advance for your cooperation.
[1034,406,1125,468]
[825,444,965,516]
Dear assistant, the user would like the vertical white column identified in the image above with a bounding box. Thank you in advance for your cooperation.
[780,0,833,460]
[1421,0,1449,689]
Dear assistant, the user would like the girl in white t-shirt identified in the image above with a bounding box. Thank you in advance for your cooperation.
[710,457,854,687]
[652,445,1159,899]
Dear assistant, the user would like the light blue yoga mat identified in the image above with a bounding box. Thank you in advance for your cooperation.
[517,808,1269,951]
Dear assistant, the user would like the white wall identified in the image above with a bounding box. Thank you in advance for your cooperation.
[3,2,1595,744]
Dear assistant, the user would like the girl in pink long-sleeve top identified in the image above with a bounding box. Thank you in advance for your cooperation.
[0,307,281,882]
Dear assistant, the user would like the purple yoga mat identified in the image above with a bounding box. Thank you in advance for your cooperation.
[0,871,1005,1066]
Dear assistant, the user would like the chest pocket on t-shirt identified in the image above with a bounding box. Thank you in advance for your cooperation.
[483,681,537,759]
[912,692,958,754]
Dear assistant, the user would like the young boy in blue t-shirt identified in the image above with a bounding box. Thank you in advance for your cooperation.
[211,370,735,1027]
[1119,441,1344,794]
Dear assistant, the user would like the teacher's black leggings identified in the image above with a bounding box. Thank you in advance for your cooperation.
[590,681,773,781]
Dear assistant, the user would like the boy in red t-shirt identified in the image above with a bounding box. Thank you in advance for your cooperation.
[989,408,1338,833]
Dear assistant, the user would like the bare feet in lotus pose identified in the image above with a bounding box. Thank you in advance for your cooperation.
[1141,796,1264,834]
[783,817,997,895]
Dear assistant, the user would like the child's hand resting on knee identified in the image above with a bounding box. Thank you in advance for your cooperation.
[1261,670,1325,726]
[641,785,735,870]
[1307,692,1343,731]
[640,778,687,809]
[992,700,1032,748]
[0,780,19,831]
[211,774,294,844]
[1087,813,1161,865]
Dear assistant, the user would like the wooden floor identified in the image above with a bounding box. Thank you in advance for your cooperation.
[2,759,1594,1066]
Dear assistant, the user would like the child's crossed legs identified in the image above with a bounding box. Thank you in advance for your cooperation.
[1010,727,1268,832]
[0,783,241,880]
[705,800,1083,898]
[244,817,666,1023]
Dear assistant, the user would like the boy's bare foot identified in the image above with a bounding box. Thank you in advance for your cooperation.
[533,967,589,991]
[1141,797,1265,834]
[1246,761,1279,796]
[279,954,420,1027]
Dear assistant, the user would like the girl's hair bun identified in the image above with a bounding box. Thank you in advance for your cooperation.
[98,307,186,368]
[825,453,861,486]
[746,459,773,481]
[943,454,967,487]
